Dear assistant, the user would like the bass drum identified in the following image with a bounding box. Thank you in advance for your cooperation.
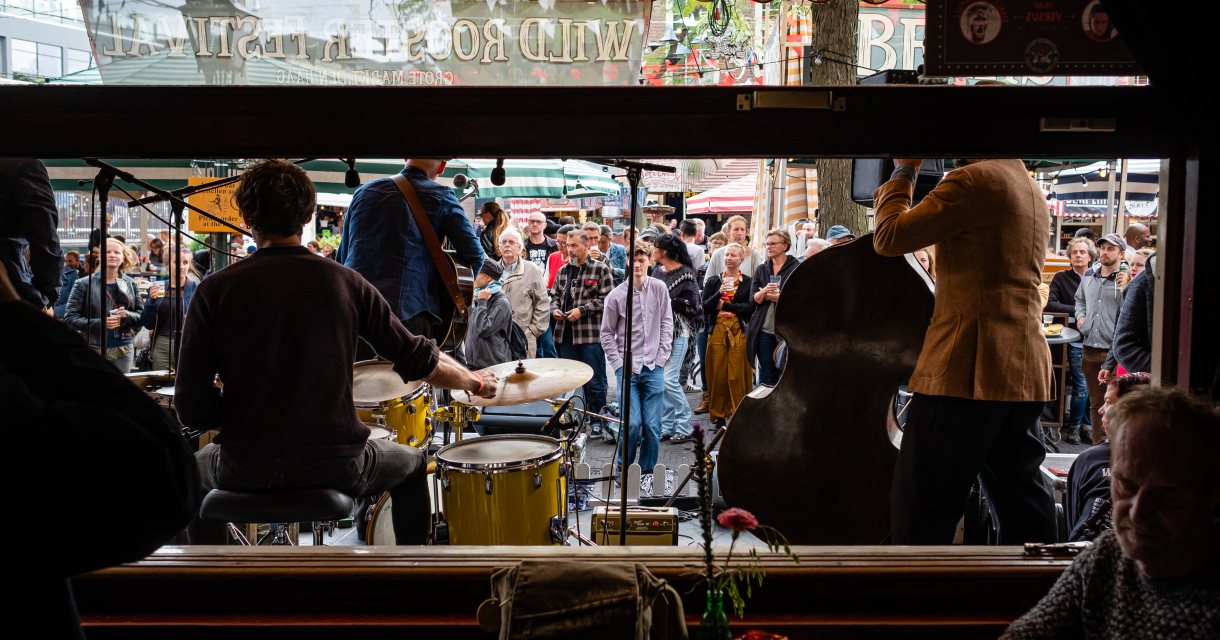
[365,492,396,545]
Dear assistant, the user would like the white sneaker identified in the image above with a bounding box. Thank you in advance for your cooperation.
[640,474,654,498]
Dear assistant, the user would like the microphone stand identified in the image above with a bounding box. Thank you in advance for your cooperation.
[169,199,186,373]
[83,159,248,238]
[92,167,115,359]
[84,159,247,377]
[589,158,675,545]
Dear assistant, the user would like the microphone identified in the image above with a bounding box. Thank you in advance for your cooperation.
[344,158,361,188]
[542,397,574,439]
[490,158,506,186]
[456,171,478,199]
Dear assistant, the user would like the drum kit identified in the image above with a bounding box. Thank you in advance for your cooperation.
[355,357,609,546]
[126,357,609,546]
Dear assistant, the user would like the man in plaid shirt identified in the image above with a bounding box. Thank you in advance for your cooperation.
[551,228,614,432]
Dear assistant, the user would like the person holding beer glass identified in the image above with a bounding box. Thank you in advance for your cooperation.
[701,243,755,426]
[64,237,144,372]
[140,245,197,370]
[748,228,798,386]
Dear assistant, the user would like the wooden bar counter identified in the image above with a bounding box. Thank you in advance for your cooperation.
[74,545,1071,639]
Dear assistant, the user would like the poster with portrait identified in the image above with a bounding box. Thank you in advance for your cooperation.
[924,0,1139,76]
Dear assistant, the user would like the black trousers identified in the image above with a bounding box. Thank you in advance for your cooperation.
[891,394,1057,545]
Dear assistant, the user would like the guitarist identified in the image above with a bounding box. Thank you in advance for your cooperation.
[339,159,483,342]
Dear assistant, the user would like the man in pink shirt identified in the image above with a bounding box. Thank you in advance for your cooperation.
[600,244,672,496]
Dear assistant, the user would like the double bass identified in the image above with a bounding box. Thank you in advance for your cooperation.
[718,235,935,544]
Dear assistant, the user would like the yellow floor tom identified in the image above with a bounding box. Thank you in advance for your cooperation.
[436,435,566,545]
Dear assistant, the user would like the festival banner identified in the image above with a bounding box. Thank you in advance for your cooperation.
[77,0,650,86]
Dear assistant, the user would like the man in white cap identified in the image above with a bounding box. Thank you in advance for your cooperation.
[1075,232,1130,444]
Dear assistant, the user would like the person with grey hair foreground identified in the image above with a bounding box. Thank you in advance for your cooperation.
[1002,385,1220,639]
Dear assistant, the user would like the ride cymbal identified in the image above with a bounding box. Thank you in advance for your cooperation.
[460,358,593,406]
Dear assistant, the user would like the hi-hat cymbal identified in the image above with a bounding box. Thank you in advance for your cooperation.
[460,358,593,406]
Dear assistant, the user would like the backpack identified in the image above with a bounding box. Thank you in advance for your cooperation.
[507,319,529,361]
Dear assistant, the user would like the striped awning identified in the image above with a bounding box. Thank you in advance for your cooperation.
[686,174,758,215]
[42,158,620,199]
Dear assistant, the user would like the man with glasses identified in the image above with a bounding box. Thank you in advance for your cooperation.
[524,213,557,272]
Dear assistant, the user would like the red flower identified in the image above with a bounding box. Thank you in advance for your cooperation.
[717,507,758,533]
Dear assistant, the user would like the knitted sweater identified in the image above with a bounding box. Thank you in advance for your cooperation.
[1002,530,1220,639]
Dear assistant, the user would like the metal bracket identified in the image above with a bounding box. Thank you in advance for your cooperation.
[1039,117,1117,132]
[1023,542,1091,557]
[739,90,840,112]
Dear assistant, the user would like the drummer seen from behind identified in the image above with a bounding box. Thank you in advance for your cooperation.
[177,160,497,545]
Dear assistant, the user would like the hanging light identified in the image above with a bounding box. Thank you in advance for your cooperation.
[659,23,678,44]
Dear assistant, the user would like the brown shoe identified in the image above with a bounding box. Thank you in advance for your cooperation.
[693,393,709,414]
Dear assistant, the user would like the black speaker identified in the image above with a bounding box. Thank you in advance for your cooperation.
[850,158,946,207]
[850,68,947,207]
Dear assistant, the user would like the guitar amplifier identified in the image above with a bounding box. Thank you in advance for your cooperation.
[590,507,679,546]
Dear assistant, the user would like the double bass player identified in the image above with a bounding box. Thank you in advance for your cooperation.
[873,158,1057,545]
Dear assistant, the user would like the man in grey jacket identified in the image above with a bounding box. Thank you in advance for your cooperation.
[466,259,515,369]
[1075,233,1130,444]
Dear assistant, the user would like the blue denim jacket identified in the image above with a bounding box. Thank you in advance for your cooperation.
[338,167,484,325]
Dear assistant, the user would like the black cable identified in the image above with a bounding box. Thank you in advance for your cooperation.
[651,46,878,81]
[112,184,241,260]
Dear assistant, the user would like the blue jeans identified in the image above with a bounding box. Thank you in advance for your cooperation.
[559,340,607,415]
[757,332,782,386]
[536,321,557,358]
[661,335,693,437]
[613,365,665,472]
[1066,343,1089,428]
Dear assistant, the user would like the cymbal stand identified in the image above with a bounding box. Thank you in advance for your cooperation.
[662,424,728,509]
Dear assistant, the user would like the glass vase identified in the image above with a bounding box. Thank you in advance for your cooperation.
[698,586,732,640]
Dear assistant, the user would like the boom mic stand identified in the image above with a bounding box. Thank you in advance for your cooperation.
[84,159,247,376]
[587,158,675,545]
[91,167,115,359]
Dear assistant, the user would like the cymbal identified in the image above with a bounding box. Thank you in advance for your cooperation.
[459,358,593,407]
[353,360,425,405]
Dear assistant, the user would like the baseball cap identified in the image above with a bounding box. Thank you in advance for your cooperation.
[825,225,856,241]
[1096,233,1127,251]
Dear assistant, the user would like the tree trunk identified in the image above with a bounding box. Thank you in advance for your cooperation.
[809,1,867,237]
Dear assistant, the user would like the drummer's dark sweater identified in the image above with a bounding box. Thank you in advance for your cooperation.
[176,245,439,463]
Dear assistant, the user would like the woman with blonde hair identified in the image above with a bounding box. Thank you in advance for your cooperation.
[64,237,144,372]
[701,242,755,426]
[478,202,511,261]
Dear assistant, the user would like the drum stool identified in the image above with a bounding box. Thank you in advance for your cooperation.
[200,489,355,546]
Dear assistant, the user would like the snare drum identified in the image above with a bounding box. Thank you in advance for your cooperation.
[154,386,176,411]
[436,435,567,545]
[353,360,433,449]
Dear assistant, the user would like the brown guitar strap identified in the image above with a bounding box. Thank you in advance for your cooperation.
[390,173,467,315]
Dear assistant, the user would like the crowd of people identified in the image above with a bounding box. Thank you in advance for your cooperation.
[1045,224,1157,445]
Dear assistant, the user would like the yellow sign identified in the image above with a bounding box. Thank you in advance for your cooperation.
[187,177,246,234]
